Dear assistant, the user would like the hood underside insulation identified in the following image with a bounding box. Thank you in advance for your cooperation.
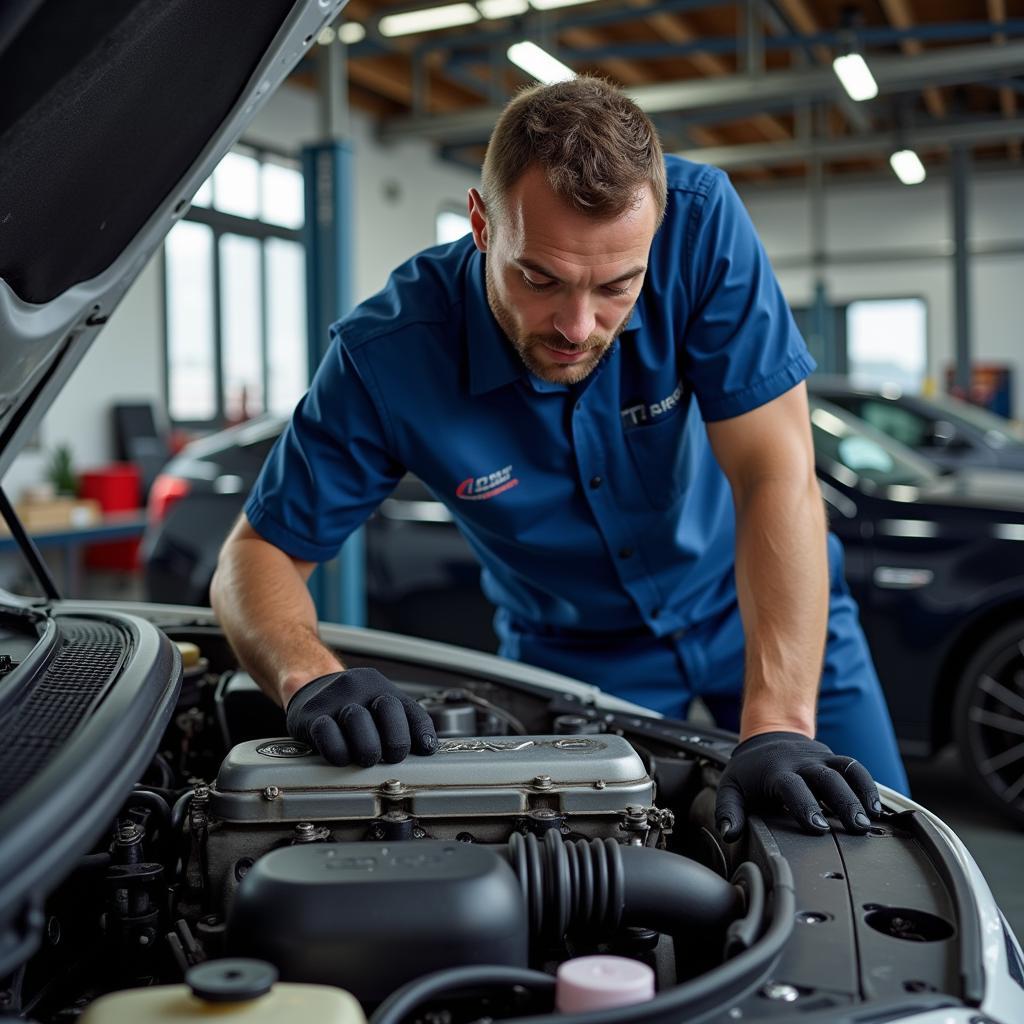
[0,0,295,304]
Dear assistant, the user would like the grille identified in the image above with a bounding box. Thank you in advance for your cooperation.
[0,618,130,805]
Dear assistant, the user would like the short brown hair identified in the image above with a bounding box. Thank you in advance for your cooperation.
[481,76,666,227]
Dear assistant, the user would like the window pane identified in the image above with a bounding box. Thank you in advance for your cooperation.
[166,222,217,421]
[437,209,471,244]
[220,234,264,420]
[214,150,260,218]
[859,400,929,448]
[192,176,213,208]
[846,298,927,394]
[262,160,304,228]
[265,238,308,416]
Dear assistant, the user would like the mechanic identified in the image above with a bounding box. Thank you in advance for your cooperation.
[211,76,910,841]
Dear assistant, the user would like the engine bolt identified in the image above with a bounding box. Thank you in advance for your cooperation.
[262,785,280,801]
[533,774,553,790]
[116,821,142,845]
[293,821,330,844]
[382,779,404,795]
[760,982,799,1002]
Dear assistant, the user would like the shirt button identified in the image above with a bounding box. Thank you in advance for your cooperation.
[651,608,661,619]
[589,475,603,489]
[618,546,634,559]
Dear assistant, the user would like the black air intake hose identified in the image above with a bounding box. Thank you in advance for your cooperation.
[506,831,743,941]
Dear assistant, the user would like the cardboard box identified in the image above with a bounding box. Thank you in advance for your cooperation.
[0,498,102,536]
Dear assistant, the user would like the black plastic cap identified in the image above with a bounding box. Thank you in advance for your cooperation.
[186,959,278,1003]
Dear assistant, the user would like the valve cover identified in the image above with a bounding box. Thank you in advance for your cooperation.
[210,734,655,822]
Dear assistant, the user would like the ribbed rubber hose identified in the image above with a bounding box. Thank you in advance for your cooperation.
[507,831,742,941]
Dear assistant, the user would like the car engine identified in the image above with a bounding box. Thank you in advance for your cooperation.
[8,624,993,1024]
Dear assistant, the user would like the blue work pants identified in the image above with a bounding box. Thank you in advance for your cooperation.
[496,534,910,795]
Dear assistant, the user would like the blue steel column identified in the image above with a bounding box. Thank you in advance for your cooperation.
[301,35,365,626]
[951,145,972,394]
[808,106,833,373]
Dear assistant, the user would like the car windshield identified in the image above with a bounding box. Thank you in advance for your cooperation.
[925,393,1024,448]
[810,399,939,488]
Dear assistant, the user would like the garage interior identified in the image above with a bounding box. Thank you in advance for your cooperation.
[2,0,1024,957]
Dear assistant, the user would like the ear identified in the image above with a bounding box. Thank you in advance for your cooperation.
[467,188,490,252]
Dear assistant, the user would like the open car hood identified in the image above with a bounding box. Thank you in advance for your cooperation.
[0,0,343,482]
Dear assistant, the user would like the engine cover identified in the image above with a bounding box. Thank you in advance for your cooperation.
[210,734,654,821]
[198,734,658,910]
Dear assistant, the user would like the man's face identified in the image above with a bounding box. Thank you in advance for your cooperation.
[469,166,658,385]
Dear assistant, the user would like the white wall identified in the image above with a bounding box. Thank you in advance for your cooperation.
[736,169,1024,417]
[2,83,478,501]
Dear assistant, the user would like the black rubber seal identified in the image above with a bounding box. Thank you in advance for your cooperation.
[187,958,278,1003]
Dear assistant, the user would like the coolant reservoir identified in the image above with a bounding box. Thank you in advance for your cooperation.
[79,959,366,1023]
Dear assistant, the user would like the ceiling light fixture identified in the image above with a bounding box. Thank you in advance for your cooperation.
[890,149,927,185]
[507,41,575,83]
[832,52,878,102]
[379,3,480,37]
[338,22,366,44]
[477,0,529,18]
[529,0,599,10]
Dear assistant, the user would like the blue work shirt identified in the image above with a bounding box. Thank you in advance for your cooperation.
[245,156,815,638]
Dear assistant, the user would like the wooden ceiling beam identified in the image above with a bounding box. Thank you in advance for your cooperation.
[773,0,831,65]
[987,0,1021,160]
[633,7,791,146]
[560,25,657,87]
[878,0,947,118]
[348,54,472,112]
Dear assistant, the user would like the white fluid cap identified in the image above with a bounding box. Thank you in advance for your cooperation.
[555,955,656,1013]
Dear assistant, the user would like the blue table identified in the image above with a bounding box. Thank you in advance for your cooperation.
[0,513,148,597]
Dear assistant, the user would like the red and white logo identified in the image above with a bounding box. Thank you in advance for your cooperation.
[456,464,519,501]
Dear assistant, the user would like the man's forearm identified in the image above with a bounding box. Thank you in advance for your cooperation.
[209,531,344,708]
[733,475,828,741]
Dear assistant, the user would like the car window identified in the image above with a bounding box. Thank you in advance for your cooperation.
[810,401,938,488]
[857,399,931,448]
[927,394,1024,448]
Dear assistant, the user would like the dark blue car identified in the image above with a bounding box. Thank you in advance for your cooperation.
[810,376,1024,473]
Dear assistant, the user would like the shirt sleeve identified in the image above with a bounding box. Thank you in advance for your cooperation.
[681,168,815,422]
[243,328,405,563]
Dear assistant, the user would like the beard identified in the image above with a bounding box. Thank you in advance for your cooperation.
[485,259,633,385]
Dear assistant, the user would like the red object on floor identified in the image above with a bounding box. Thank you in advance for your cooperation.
[80,464,142,570]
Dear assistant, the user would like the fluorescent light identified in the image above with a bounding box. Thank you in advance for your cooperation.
[379,3,479,37]
[890,148,927,185]
[832,52,878,101]
[530,0,598,9]
[478,0,529,17]
[316,26,336,44]
[507,41,575,84]
[338,22,366,44]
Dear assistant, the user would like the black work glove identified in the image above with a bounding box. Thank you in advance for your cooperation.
[286,667,438,767]
[715,731,883,841]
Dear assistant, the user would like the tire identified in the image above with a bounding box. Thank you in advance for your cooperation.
[953,619,1024,828]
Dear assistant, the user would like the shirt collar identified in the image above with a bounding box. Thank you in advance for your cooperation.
[465,248,647,396]
[466,249,527,396]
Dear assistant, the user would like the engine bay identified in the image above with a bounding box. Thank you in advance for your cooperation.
[0,609,989,1023]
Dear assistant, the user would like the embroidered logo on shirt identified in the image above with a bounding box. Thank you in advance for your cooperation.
[620,381,684,428]
[456,464,519,501]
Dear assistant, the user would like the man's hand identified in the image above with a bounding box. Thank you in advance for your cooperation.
[715,731,883,841]
[286,667,439,767]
